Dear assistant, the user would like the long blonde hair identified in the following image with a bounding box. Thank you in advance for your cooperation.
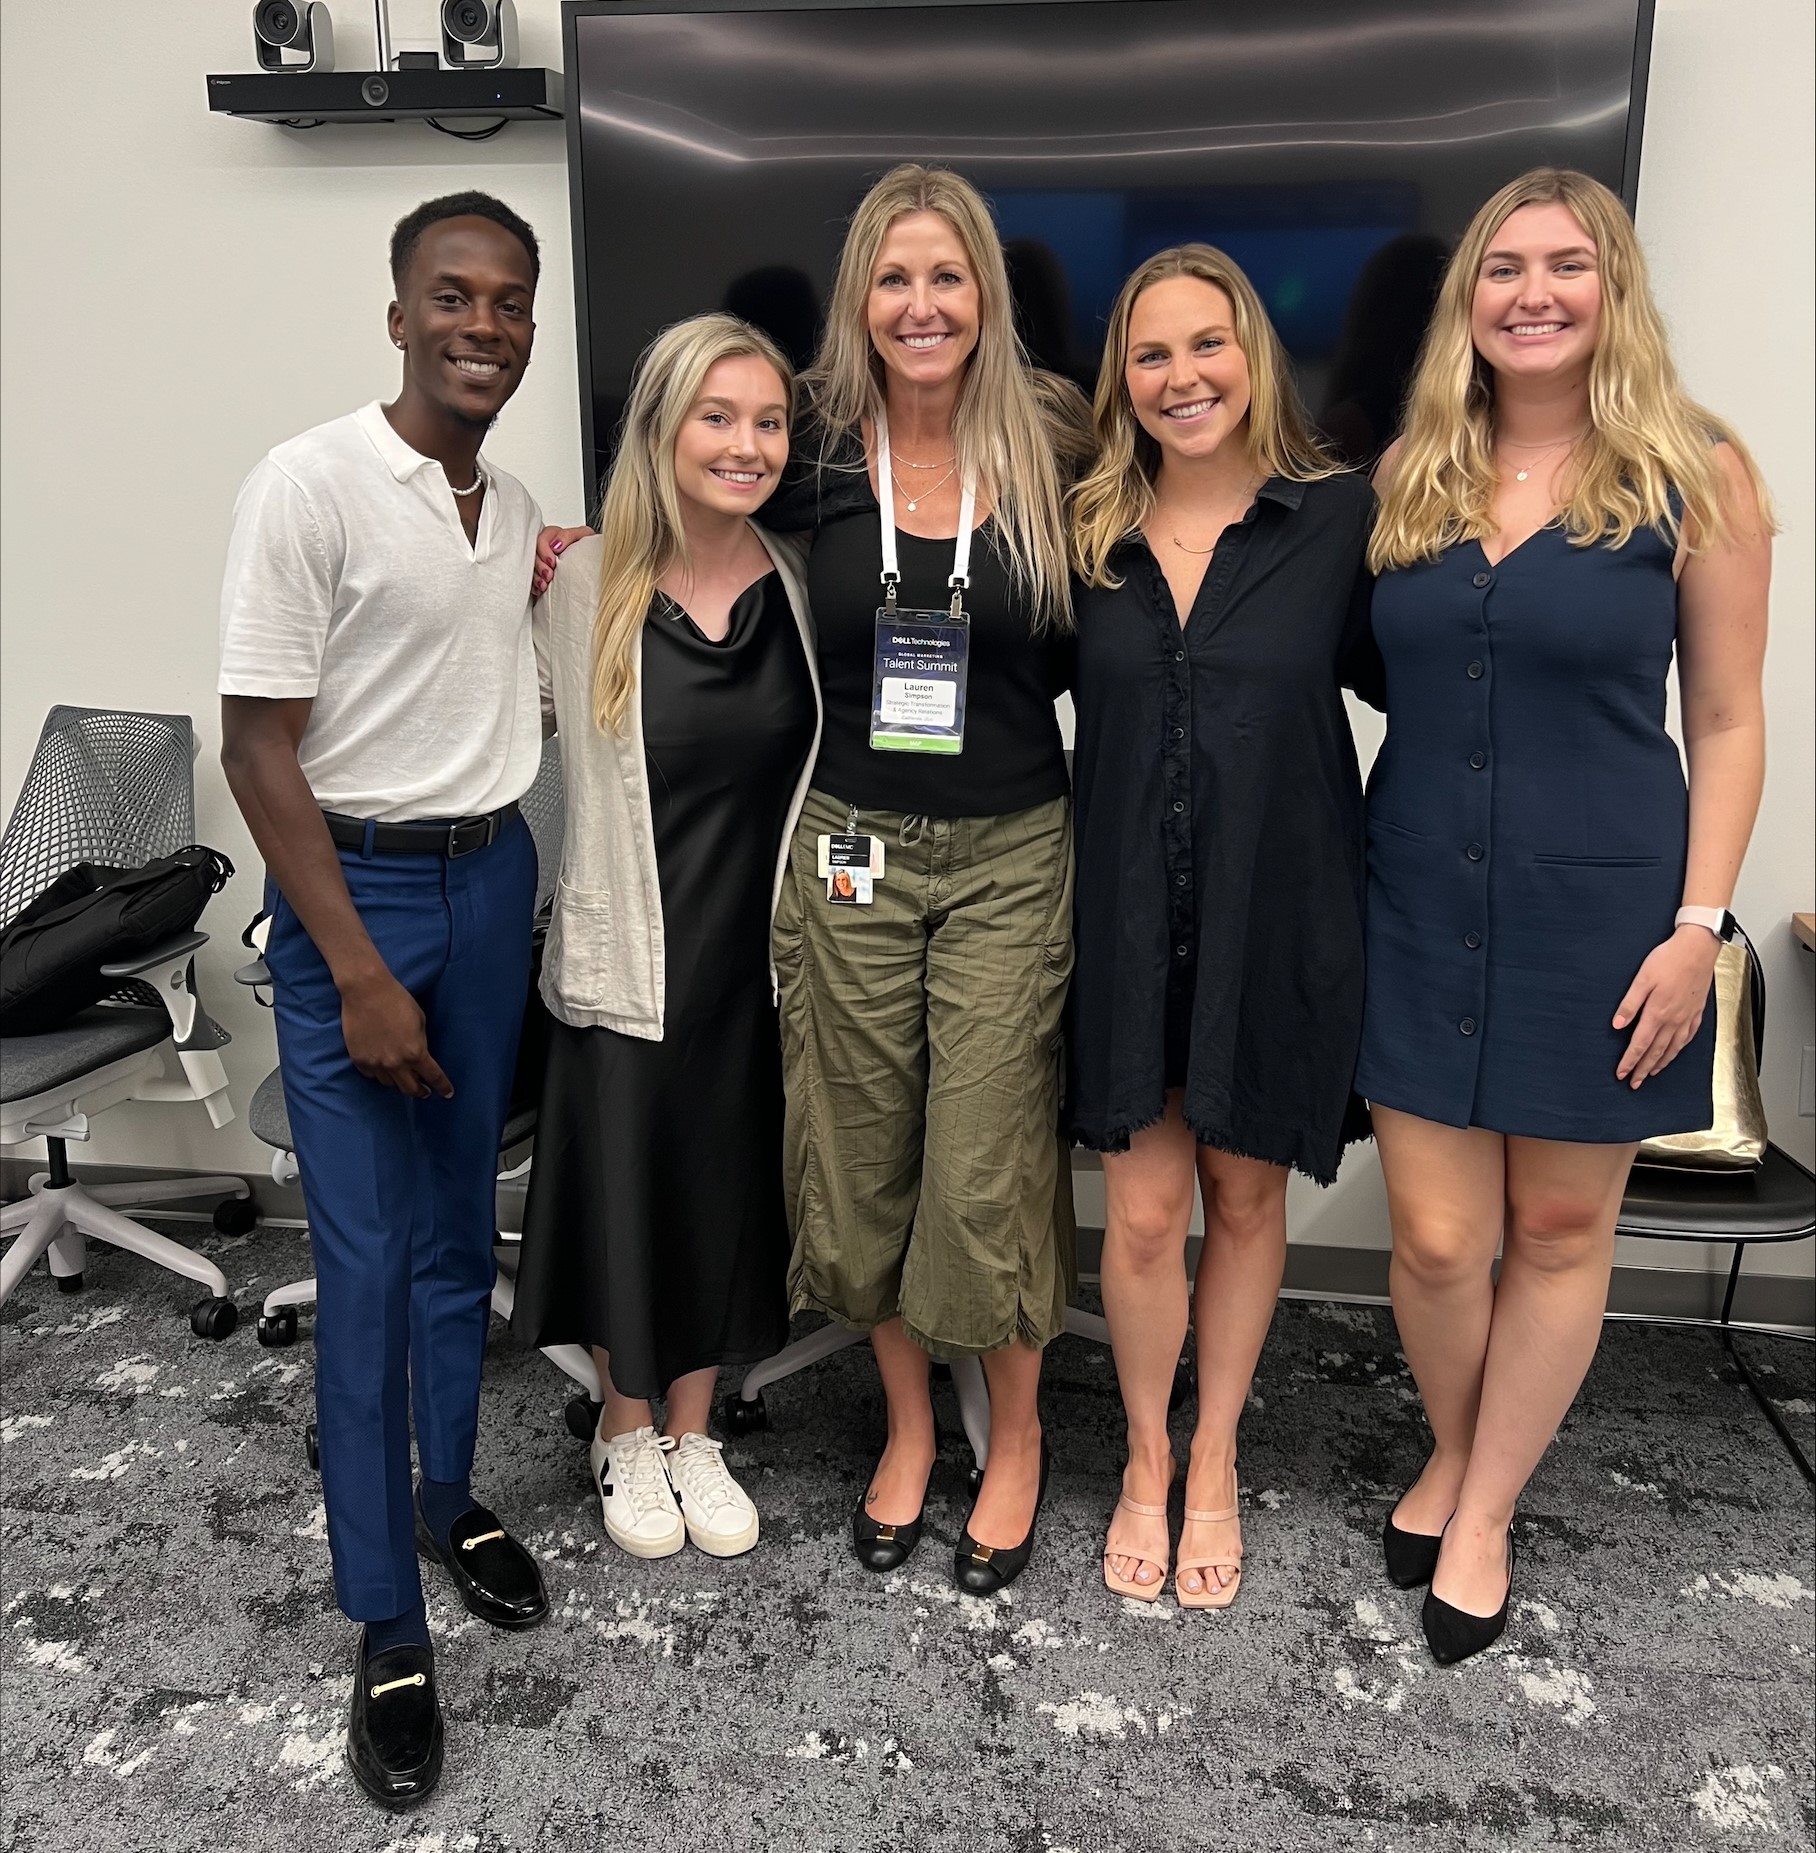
[590,313,794,732]
[1069,245,1339,586]
[804,163,1088,630]
[1371,167,1775,572]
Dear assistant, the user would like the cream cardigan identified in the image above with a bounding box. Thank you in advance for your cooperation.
[533,524,821,1037]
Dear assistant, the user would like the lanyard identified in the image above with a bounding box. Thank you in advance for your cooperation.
[876,408,977,618]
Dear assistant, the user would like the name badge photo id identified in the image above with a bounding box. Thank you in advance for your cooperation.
[870,609,970,755]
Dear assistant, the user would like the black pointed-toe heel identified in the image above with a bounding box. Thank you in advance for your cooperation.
[955,1440,1051,1595]
[851,1488,924,1573]
[1382,1498,1445,1590]
[1422,1528,1515,1665]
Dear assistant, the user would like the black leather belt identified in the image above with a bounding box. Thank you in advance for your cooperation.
[324,803,520,859]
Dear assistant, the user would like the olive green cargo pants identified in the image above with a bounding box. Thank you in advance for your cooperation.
[774,786,1076,1360]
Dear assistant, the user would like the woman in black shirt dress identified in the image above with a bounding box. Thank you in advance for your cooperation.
[1068,246,1380,1609]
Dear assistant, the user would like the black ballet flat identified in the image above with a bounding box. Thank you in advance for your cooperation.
[850,1488,924,1574]
[1422,1528,1516,1665]
[1382,1497,1445,1590]
[954,1440,1051,1596]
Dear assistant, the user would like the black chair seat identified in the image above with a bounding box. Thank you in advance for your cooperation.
[248,1065,537,1161]
[1617,1144,1816,1244]
[0,1006,171,1105]
[249,1067,292,1150]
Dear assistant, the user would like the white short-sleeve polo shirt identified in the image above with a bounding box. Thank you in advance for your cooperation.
[218,401,544,822]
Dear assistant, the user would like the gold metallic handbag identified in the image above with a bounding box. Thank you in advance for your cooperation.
[1635,937,1766,1170]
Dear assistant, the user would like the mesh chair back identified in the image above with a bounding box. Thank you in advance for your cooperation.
[0,707,197,928]
[520,734,565,916]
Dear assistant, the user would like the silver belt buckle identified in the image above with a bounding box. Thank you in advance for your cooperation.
[446,814,494,858]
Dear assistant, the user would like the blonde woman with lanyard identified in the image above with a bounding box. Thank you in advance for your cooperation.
[764,163,1090,1592]
[513,313,821,1564]
[1362,169,1772,1662]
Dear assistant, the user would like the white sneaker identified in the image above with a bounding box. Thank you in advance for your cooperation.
[666,1433,760,1558]
[591,1426,684,1559]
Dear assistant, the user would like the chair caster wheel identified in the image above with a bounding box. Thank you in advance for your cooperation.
[190,1295,239,1341]
[967,1465,984,1494]
[212,1194,258,1237]
[304,1421,319,1471]
[54,1271,85,1296]
[722,1392,768,1436]
[564,1396,602,1443]
[257,1308,298,1347]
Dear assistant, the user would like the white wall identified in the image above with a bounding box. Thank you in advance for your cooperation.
[3,2,1810,1288]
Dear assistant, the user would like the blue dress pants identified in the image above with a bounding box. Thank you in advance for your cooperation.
[264,818,535,1622]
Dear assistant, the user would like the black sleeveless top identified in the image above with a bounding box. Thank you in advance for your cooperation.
[768,434,1072,818]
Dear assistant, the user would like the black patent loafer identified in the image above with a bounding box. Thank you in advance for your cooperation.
[346,1633,442,1809]
[1422,1528,1515,1665]
[850,1487,924,1573]
[1382,1500,1445,1590]
[415,1500,548,1631]
[954,1440,1051,1596]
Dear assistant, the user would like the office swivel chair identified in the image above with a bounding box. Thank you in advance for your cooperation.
[239,740,602,1454]
[0,707,249,1338]
[1614,923,1816,1484]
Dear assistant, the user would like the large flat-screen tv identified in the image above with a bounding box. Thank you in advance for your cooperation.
[563,0,1655,496]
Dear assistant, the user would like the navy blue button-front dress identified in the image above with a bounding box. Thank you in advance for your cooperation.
[1356,519,1714,1143]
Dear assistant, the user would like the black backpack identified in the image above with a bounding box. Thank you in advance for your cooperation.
[0,846,233,1036]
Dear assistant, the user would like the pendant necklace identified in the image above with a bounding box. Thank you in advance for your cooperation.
[1497,429,1586,483]
[892,460,957,513]
[1161,473,1261,554]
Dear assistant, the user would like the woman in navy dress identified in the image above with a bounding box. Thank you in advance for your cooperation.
[1361,169,1772,1661]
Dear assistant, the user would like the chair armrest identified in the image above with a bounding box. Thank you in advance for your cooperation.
[100,931,209,979]
[107,933,238,1129]
[234,957,272,986]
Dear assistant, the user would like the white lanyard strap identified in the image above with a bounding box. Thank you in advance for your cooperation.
[876,409,977,608]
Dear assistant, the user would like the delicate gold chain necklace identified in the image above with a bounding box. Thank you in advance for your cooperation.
[1155,473,1262,555]
[891,460,957,513]
[1496,428,1588,483]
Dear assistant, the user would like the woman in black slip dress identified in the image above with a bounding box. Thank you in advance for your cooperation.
[1361,170,1772,1663]
[513,314,820,1565]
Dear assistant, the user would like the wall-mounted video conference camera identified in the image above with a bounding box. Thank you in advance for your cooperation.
[440,0,518,71]
[253,0,335,71]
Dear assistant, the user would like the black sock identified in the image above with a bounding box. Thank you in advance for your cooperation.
[417,1473,476,1551]
[364,1601,430,1657]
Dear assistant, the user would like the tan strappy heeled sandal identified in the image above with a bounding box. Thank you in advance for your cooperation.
[1176,1468,1243,1611]
[1102,1492,1172,1602]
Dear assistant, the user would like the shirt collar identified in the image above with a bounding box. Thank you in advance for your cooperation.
[355,400,443,483]
[1115,474,1307,562]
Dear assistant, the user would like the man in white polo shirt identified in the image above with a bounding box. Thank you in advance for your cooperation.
[219,192,551,1810]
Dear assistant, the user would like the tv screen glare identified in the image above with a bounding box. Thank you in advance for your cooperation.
[564,0,1653,491]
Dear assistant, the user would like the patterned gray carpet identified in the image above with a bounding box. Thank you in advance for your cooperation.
[1,1218,1811,1853]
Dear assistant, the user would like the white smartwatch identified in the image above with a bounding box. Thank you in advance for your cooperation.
[1675,905,1736,942]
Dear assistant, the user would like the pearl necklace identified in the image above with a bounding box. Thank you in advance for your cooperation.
[447,463,486,498]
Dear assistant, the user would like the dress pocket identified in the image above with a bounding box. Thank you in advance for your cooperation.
[1367,814,1431,845]
[1530,854,1663,870]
